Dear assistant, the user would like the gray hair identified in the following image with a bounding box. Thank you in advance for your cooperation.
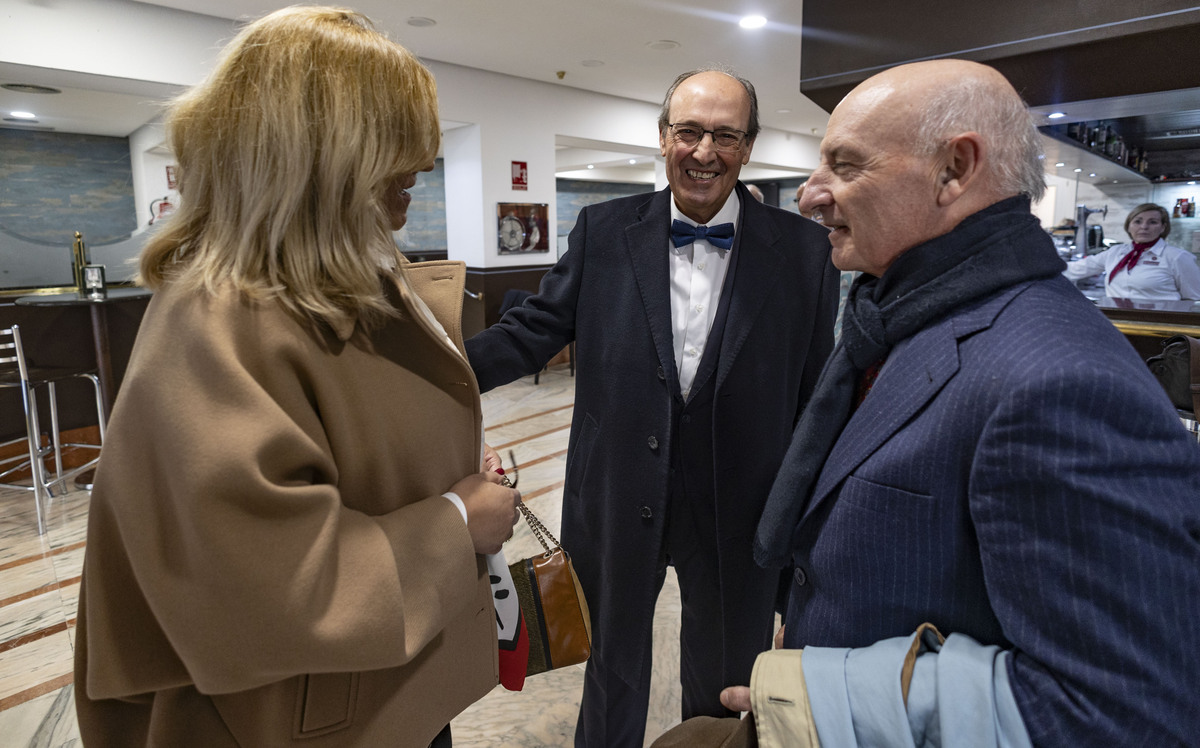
[914,77,1045,202]
[656,66,760,140]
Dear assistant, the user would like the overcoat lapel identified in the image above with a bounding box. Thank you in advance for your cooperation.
[715,193,785,391]
[625,188,683,399]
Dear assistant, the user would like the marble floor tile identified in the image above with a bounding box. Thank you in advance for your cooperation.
[0,556,58,605]
[0,683,80,748]
[0,628,73,703]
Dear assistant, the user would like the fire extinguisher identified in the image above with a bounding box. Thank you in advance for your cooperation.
[149,196,174,224]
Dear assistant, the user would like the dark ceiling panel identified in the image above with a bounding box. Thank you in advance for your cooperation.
[800,1,1200,112]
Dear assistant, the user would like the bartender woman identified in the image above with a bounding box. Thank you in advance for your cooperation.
[1064,203,1200,300]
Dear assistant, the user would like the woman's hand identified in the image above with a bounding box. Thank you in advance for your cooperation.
[482,443,503,473]
[451,471,520,555]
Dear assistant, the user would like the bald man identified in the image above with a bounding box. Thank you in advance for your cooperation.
[656,59,1200,747]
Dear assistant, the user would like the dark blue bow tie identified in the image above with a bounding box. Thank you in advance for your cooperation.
[671,219,735,250]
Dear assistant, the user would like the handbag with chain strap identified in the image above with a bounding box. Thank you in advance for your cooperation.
[507,502,592,675]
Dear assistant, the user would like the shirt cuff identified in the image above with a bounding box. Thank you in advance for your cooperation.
[443,492,468,525]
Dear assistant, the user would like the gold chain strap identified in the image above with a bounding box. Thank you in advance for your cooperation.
[518,501,561,556]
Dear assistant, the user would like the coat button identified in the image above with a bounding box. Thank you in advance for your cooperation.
[647,435,659,450]
[793,567,807,586]
[641,506,653,519]
[657,365,666,380]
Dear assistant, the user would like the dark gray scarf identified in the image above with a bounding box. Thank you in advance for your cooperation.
[754,196,1067,568]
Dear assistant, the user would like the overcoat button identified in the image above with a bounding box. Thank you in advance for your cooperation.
[657,366,666,380]
[647,436,659,450]
[793,567,807,586]
[641,506,653,519]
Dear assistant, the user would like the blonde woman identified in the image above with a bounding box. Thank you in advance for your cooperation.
[74,7,519,747]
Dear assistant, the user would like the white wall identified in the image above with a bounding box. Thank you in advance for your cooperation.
[128,122,176,231]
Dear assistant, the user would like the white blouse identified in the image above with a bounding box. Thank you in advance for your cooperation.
[1064,239,1200,300]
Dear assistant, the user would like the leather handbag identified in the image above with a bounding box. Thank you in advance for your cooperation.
[1146,334,1200,414]
[507,502,592,675]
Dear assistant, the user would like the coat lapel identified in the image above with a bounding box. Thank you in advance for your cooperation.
[715,187,785,391]
[625,188,683,398]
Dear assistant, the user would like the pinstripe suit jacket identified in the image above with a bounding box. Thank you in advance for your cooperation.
[783,273,1200,746]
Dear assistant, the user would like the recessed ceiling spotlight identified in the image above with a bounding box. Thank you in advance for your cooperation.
[776,108,791,114]
[587,164,594,169]
[406,17,436,27]
[628,159,637,164]
[1055,162,1065,167]
[9,111,36,119]
[1047,112,1066,119]
[1074,168,1083,173]
[581,60,605,68]
[646,40,680,51]
[1,83,60,94]
[1088,173,1096,177]
[739,15,767,29]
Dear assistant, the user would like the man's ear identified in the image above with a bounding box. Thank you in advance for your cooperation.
[659,129,668,158]
[936,132,984,207]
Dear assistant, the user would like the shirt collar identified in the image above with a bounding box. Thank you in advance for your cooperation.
[669,189,741,230]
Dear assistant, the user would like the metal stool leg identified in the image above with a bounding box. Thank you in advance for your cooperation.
[19,381,47,536]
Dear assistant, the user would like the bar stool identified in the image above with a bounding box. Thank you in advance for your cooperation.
[0,324,106,534]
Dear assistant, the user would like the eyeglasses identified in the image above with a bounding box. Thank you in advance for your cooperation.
[499,451,518,489]
[666,123,747,152]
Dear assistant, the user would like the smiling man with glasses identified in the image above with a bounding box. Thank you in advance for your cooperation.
[466,66,839,748]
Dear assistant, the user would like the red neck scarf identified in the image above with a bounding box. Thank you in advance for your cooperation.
[1109,240,1157,283]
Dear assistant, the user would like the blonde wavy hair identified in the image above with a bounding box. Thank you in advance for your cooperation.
[140,5,441,331]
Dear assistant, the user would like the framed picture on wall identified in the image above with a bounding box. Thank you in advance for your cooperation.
[497,202,549,254]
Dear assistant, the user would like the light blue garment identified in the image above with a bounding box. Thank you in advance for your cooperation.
[802,629,1032,748]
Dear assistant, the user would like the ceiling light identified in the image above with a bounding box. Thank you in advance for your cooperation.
[581,60,605,68]
[1074,168,1082,173]
[628,159,637,164]
[406,17,436,27]
[1088,173,1096,177]
[1055,162,1065,167]
[776,108,791,114]
[739,16,767,29]
[1047,112,1066,119]
[1,83,60,94]
[646,40,680,51]
[9,111,36,119]
[587,164,594,169]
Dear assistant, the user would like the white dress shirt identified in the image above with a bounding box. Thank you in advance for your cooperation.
[669,192,740,400]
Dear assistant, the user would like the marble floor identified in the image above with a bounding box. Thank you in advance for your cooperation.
[0,364,686,747]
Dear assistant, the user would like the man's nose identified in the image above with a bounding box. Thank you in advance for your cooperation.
[692,131,720,159]
[797,173,828,214]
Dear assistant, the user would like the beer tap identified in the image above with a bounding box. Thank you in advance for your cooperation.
[71,231,89,293]
[1073,204,1107,259]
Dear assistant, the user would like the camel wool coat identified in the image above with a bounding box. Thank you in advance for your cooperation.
[75,261,498,747]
